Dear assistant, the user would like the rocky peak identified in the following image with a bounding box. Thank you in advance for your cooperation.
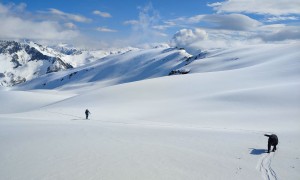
[0,40,73,86]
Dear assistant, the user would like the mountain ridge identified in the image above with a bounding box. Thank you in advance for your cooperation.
[0,40,73,86]
[0,40,141,87]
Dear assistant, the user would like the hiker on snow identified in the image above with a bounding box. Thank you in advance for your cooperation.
[85,109,91,119]
[264,134,278,153]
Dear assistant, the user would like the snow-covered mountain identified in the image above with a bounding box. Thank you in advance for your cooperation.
[2,40,300,95]
[49,43,82,56]
[0,40,139,87]
[42,43,139,68]
[0,42,299,180]
[16,46,193,90]
[0,40,73,86]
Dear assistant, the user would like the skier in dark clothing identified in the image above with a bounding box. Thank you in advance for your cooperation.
[264,134,278,153]
[85,109,91,119]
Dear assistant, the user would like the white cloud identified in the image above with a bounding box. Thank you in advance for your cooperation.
[123,3,168,44]
[170,25,300,54]
[265,16,299,22]
[48,8,91,23]
[152,25,169,30]
[171,28,209,54]
[208,0,300,16]
[172,28,208,45]
[152,21,176,30]
[153,31,168,37]
[93,10,112,18]
[170,27,268,54]
[0,3,82,44]
[96,27,117,32]
[167,2,300,51]
[191,14,261,31]
[0,2,26,14]
[0,3,8,14]
[123,20,139,25]
[256,25,300,41]
[64,22,77,29]
[202,0,300,44]
[0,15,79,40]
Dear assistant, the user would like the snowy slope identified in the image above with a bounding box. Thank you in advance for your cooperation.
[32,42,300,131]
[16,47,191,91]
[0,43,299,180]
[0,90,75,113]
[0,40,139,87]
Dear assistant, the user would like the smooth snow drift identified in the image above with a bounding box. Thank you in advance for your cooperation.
[0,43,299,180]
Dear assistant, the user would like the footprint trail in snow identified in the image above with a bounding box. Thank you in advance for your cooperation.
[258,152,278,180]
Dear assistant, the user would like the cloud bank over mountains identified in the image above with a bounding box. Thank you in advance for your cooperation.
[170,0,300,54]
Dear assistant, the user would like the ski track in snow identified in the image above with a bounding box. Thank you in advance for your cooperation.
[42,109,270,135]
[258,152,278,180]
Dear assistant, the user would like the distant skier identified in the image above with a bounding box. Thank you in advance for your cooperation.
[264,134,278,153]
[85,109,91,119]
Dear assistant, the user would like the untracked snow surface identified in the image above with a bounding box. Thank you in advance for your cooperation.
[0,43,300,180]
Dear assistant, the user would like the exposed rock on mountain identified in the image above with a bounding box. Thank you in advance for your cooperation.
[0,41,73,86]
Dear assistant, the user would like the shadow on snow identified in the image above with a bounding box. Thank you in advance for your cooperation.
[249,148,267,155]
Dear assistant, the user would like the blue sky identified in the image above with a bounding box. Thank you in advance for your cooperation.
[0,0,300,49]
[0,0,216,41]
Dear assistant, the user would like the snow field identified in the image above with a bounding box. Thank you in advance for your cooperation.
[0,43,300,179]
